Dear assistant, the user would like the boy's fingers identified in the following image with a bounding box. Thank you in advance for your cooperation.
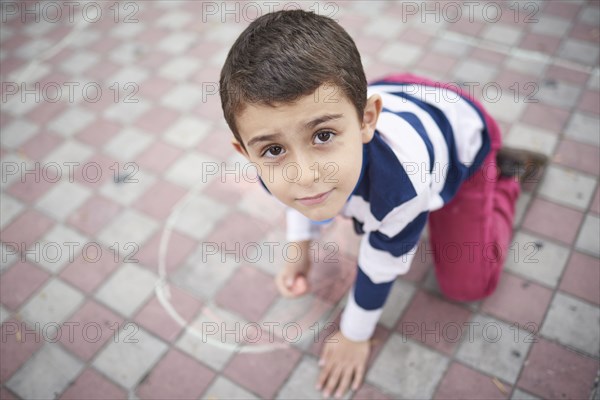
[316,359,334,390]
[323,364,343,398]
[351,364,365,391]
[335,368,353,398]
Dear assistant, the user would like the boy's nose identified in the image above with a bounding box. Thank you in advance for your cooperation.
[291,157,320,187]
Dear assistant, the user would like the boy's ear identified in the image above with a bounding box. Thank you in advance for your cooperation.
[361,94,382,144]
[231,138,250,160]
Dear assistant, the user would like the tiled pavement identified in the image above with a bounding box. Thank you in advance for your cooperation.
[1,1,599,399]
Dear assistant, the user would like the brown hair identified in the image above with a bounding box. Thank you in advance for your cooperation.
[219,9,367,150]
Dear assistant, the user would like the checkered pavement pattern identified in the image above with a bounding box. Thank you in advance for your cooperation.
[1,1,599,399]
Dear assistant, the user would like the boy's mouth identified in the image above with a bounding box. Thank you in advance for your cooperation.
[296,189,333,206]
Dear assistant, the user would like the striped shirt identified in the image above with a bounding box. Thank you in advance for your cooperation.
[282,80,491,341]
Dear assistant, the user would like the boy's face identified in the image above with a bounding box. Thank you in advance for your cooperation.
[232,83,382,222]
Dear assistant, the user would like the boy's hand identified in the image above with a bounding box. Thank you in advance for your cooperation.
[316,330,370,399]
[275,259,311,298]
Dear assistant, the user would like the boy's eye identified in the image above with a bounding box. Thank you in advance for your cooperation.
[315,131,334,144]
[265,145,283,157]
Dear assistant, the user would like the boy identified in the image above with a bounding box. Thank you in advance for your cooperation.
[219,9,547,399]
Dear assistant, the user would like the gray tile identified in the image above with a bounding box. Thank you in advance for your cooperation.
[27,224,88,274]
[541,292,600,356]
[514,192,532,228]
[379,279,416,329]
[156,11,193,29]
[431,38,471,57]
[512,388,541,400]
[95,263,157,318]
[363,16,405,39]
[93,326,168,389]
[503,123,558,157]
[277,356,352,399]
[201,376,259,400]
[537,80,581,109]
[163,116,211,148]
[0,193,24,229]
[0,119,38,149]
[485,94,527,123]
[59,50,101,76]
[157,32,197,54]
[48,107,96,138]
[558,39,600,66]
[505,231,570,288]
[455,314,532,384]
[173,249,240,301]
[0,304,10,324]
[530,15,571,37]
[576,214,600,257]
[589,67,600,90]
[378,42,422,67]
[453,59,497,85]
[537,165,597,210]
[565,112,600,146]
[19,278,84,328]
[99,168,157,206]
[160,84,204,112]
[103,127,153,161]
[103,100,152,125]
[97,208,159,248]
[158,56,202,81]
[579,5,600,25]
[41,139,94,166]
[170,194,229,240]
[34,180,92,222]
[164,152,220,189]
[176,303,246,371]
[367,333,449,398]
[5,343,84,400]
[482,24,523,46]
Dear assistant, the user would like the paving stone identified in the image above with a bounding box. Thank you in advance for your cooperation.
[160,83,204,112]
[0,319,44,383]
[540,291,600,356]
[5,343,83,399]
[513,192,531,228]
[453,59,498,84]
[553,138,600,175]
[99,167,157,207]
[41,139,94,165]
[59,368,127,400]
[522,198,584,245]
[434,361,511,399]
[26,224,88,274]
[158,56,202,81]
[559,251,600,305]
[47,107,96,138]
[171,194,229,240]
[97,208,159,249]
[164,151,220,189]
[0,260,50,311]
[103,100,153,126]
[536,79,582,109]
[367,333,449,399]
[95,263,157,318]
[163,115,211,148]
[0,193,24,229]
[103,127,153,162]
[135,348,216,400]
[19,277,84,328]
[503,123,558,157]
[558,38,600,66]
[455,314,532,384]
[34,180,92,222]
[530,14,571,37]
[537,165,597,210]
[379,279,416,330]
[565,112,600,146]
[485,94,527,123]
[93,326,168,389]
[504,231,570,288]
[517,338,599,399]
[378,42,423,67]
[0,119,38,149]
[200,376,259,400]
[481,23,523,46]
[575,214,600,257]
[511,388,541,400]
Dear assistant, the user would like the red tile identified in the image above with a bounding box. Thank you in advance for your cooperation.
[447,18,485,36]
[517,338,598,399]
[134,286,203,342]
[470,48,506,65]
[136,348,215,400]
[6,172,56,203]
[88,36,120,54]
[59,299,124,361]
[309,254,357,305]
[135,229,197,274]
[520,102,570,132]
[82,88,118,113]
[0,319,44,382]
[197,131,235,160]
[569,23,600,44]
[24,101,65,126]
[545,65,589,86]
[522,198,584,245]
[519,32,561,55]
[19,131,62,160]
[137,76,175,100]
[553,139,600,176]
[366,63,404,84]
[418,52,458,75]
[76,119,122,148]
[399,28,434,47]
[202,178,248,207]
[60,368,127,400]
[434,362,510,399]
[559,252,600,305]
[134,107,181,136]
[543,0,581,19]
[355,36,385,58]
[215,265,279,322]
[0,260,50,310]
[67,195,122,237]
[578,89,600,115]
[195,94,222,123]
[494,69,538,97]
[59,246,120,294]
[73,152,118,189]
[133,180,187,220]
[397,290,472,355]
[481,272,552,330]
[205,212,272,250]
[0,387,17,400]
[85,60,120,82]
[591,186,600,215]
[223,346,302,399]
[135,140,183,174]
[1,209,55,250]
